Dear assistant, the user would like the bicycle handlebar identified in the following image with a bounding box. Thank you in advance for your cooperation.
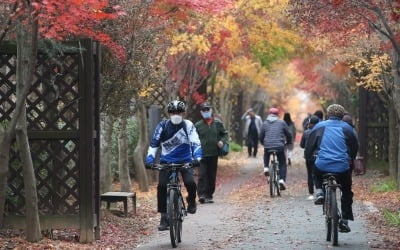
[150,162,195,171]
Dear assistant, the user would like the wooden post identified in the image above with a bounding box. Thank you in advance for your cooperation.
[79,38,95,242]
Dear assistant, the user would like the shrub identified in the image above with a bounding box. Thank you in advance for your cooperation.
[371,179,397,192]
[229,141,242,152]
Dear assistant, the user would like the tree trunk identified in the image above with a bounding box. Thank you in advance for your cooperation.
[15,4,41,241]
[133,103,149,191]
[118,118,132,192]
[100,115,114,193]
[390,50,400,190]
[0,133,12,227]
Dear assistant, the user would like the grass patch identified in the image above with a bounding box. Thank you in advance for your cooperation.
[229,141,242,152]
[383,209,400,226]
[371,179,397,192]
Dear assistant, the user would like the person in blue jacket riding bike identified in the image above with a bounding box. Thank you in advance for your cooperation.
[305,104,358,233]
[145,100,202,231]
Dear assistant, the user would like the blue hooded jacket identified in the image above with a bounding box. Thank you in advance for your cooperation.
[304,117,358,173]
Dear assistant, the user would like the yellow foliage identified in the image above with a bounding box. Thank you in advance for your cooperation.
[350,53,391,91]
[169,33,211,55]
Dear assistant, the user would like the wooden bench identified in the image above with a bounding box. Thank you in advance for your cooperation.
[100,192,136,217]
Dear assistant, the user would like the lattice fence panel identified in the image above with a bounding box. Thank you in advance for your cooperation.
[1,52,81,216]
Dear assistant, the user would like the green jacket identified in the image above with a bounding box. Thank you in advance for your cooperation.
[195,118,229,157]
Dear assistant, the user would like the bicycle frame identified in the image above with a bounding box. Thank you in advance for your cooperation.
[268,150,280,197]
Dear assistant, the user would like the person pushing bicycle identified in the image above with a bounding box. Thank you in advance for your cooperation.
[259,107,292,190]
[304,104,358,233]
[145,100,202,231]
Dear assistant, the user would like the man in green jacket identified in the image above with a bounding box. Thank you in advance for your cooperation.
[195,102,229,204]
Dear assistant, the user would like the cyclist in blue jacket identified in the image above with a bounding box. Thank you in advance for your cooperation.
[145,100,202,231]
[305,104,358,233]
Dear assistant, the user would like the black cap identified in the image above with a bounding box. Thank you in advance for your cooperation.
[309,115,320,125]
[200,103,212,108]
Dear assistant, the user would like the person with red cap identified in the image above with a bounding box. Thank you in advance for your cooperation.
[259,107,292,190]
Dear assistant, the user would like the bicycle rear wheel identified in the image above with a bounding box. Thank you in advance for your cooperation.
[269,165,276,197]
[168,189,179,248]
[275,165,281,196]
[331,188,339,246]
[325,189,331,241]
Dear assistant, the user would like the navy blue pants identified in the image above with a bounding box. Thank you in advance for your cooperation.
[313,167,354,221]
[157,168,196,213]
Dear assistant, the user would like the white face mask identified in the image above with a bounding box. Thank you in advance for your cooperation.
[170,114,183,125]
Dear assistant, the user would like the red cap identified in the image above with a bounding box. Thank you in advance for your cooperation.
[269,107,279,114]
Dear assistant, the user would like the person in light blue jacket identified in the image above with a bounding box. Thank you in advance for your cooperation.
[305,104,358,233]
[145,100,202,231]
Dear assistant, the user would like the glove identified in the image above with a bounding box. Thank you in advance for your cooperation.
[192,158,201,167]
[145,162,153,169]
[145,155,154,169]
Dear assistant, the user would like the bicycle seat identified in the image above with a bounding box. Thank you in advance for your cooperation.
[322,173,339,179]
[267,149,278,153]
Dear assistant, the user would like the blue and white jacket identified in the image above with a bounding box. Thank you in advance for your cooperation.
[304,117,358,173]
[146,119,202,164]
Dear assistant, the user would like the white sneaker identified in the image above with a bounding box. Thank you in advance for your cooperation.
[307,195,314,200]
[279,179,286,190]
[263,167,269,176]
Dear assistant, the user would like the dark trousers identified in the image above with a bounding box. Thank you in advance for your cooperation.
[197,156,218,199]
[157,168,196,213]
[313,167,354,221]
[305,159,315,195]
[247,134,258,157]
[263,147,287,181]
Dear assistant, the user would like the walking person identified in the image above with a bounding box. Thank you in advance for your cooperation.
[299,115,320,200]
[260,107,292,190]
[195,102,229,204]
[145,100,202,231]
[305,104,358,232]
[241,108,263,157]
[283,112,297,166]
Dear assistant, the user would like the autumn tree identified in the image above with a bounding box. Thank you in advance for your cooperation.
[288,0,400,188]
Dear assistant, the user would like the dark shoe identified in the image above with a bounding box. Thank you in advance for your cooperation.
[158,213,169,231]
[339,219,351,233]
[314,193,324,205]
[204,198,214,203]
[199,196,205,204]
[186,198,197,214]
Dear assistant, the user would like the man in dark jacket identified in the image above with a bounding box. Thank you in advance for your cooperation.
[259,107,292,190]
[195,103,229,204]
[305,104,358,233]
[300,115,320,200]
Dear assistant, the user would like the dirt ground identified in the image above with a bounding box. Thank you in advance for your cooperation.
[0,145,399,249]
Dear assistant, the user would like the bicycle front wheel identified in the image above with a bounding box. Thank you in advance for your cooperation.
[331,188,339,246]
[168,189,179,248]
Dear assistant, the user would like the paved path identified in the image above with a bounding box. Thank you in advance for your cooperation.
[135,149,385,250]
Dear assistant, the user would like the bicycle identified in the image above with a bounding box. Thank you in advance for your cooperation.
[267,150,280,197]
[151,162,194,248]
[322,173,342,246]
